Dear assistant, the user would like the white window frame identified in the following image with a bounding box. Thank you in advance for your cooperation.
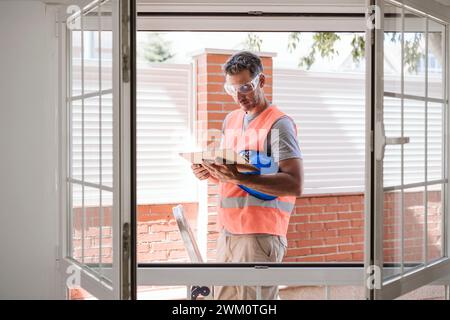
[366,0,450,299]
[58,0,134,300]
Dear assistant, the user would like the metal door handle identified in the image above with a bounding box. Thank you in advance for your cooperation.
[385,137,410,145]
[375,122,410,161]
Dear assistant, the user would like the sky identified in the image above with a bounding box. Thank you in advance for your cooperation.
[136,31,366,72]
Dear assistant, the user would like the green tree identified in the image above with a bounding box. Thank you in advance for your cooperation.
[242,33,263,52]
[287,31,429,73]
[143,33,174,63]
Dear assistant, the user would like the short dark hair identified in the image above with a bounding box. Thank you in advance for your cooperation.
[222,51,263,78]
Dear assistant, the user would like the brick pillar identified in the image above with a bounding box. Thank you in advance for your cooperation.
[191,49,275,260]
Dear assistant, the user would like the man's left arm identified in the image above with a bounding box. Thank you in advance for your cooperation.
[236,157,304,197]
[202,116,304,197]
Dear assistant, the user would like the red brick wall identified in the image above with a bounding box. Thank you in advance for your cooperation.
[383,190,443,264]
[285,194,365,262]
[71,190,442,265]
[72,203,199,263]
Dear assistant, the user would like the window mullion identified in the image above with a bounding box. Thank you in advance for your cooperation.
[81,11,86,265]
[99,2,104,277]
[400,5,405,277]
[424,16,429,265]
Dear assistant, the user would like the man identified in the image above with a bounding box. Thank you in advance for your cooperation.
[191,51,304,300]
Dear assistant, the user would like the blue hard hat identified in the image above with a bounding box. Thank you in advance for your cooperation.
[237,150,279,201]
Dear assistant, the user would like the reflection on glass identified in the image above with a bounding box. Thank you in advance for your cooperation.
[383,190,402,280]
[83,96,100,185]
[384,96,402,188]
[71,183,83,262]
[403,187,425,272]
[71,100,83,181]
[100,190,113,281]
[427,184,443,263]
[395,285,446,300]
[403,11,426,97]
[100,0,113,91]
[403,99,425,185]
[428,20,445,100]
[384,3,402,94]
[101,94,113,188]
[428,102,444,181]
[82,6,100,95]
[83,187,100,269]
[70,15,82,97]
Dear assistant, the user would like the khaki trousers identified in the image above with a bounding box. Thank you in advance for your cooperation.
[213,229,287,300]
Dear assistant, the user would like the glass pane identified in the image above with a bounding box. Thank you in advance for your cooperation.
[100,0,113,91]
[428,20,445,100]
[395,284,446,300]
[403,187,425,272]
[84,96,100,185]
[83,186,100,267]
[384,3,402,94]
[383,190,402,280]
[427,184,443,263]
[71,99,83,180]
[101,94,113,188]
[428,102,444,181]
[384,96,402,188]
[83,7,100,95]
[100,190,113,280]
[404,99,425,185]
[403,11,426,97]
[71,183,83,262]
[71,22,82,97]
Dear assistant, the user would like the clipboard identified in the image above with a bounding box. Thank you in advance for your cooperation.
[178,148,258,173]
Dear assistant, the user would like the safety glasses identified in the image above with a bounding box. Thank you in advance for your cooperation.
[223,73,261,96]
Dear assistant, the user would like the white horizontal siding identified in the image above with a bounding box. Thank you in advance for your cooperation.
[136,63,197,204]
[72,62,198,205]
[273,69,444,194]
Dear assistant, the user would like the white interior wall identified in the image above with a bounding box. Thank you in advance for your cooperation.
[0,0,63,299]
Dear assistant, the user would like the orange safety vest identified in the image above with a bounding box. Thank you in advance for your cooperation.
[218,105,298,236]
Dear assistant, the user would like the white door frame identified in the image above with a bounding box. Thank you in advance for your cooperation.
[366,0,450,300]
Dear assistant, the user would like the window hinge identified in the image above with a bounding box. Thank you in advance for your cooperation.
[122,222,131,299]
[122,45,130,83]
[370,130,374,152]
[121,0,130,83]
[55,244,61,268]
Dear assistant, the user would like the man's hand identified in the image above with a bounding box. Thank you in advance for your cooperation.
[191,163,211,181]
[201,161,242,184]
[203,158,304,197]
